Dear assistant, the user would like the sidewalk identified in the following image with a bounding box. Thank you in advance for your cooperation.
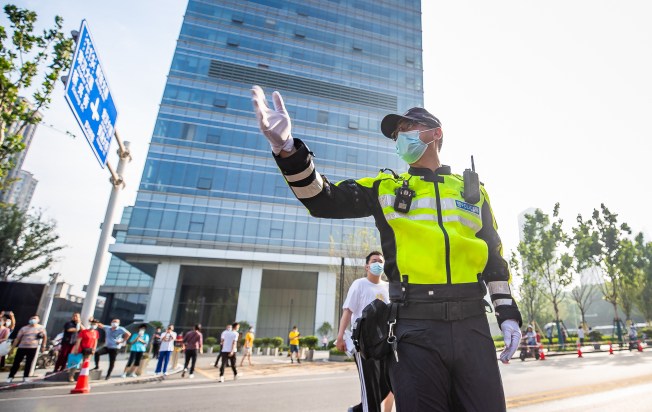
[0,349,351,390]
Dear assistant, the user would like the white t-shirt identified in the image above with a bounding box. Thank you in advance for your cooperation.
[221,330,238,353]
[577,328,585,339]
[159,331,177,352]
[343,277,390,326]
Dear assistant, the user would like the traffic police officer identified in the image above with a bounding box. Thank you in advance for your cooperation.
[251,86,522,412]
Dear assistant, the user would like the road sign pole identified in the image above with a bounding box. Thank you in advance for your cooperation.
[80,139,131,323]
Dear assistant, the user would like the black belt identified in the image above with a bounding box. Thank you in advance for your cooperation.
[397,300,486,321]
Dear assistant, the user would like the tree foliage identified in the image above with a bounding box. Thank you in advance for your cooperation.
[0,4,74,190]
[510,252,551,327]
[516,204,573,331]
[0,204,64,281]
[573,204,632,321]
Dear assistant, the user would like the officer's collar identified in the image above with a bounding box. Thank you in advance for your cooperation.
[408,165,451,180]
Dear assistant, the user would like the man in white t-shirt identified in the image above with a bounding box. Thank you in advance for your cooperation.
[336,251,393,412]
[155,324,176,376]
[219,322,239,382]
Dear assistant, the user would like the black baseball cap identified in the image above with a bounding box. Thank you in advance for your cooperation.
[381,107,441,139]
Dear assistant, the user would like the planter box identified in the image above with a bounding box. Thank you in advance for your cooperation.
[329,353,349,362]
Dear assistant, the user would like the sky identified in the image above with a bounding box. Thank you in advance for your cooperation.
[7,1,652,293]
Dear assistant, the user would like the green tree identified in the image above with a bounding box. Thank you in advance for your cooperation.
[573,204,632,342]
[317,321,332,338]
[516,204,573,342]
[0,4,74,191]
[617,237,643,322]
[632,234,652,324]
[0,204,64,281]
[510,252,550,328]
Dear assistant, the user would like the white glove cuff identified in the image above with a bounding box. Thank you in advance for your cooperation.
[280,135,295,153]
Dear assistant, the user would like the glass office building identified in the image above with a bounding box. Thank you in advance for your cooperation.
[110,0,424,338]
[99,207,155,323]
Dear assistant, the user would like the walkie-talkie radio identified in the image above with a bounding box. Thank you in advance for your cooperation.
[463,155,480,204]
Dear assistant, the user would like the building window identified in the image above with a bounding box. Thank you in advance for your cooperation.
[231,14,244,24]
[294,29,306,39]
[348,118,359,129]
[317,110,329,124]
[352,44,363,52]
[226,37,240,47]
[197,177,212,190]
[206,134,220,144]
[213,98,228,108]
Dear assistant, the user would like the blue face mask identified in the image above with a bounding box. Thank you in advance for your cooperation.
[395,128,437,164]
[369,262,384,276]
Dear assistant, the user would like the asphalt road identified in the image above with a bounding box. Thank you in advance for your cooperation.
[0,350,650,411]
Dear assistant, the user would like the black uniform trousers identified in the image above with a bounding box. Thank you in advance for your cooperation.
[389,314,506,412]
[219,352,237,377]
[351,351,392,412]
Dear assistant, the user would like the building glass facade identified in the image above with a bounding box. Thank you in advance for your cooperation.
[100,207,154,323]
[111,0,424,338]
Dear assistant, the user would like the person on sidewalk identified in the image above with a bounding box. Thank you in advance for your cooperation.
[336,251,393,412]
[289,325,301,364]
[219,322,238,382]
[215,324,233,368]
[155,324,176,376]
[6,315,47,383]
[0,311,15,369]
[122,324,150,378]
[151,327,162,359]
[70,319,100,382]
[93,319,130,380]
[240,327,254,367]
[182,324,203,378]
[54,312,83,372]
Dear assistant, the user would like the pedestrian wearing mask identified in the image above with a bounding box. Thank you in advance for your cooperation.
[70,319,100,381]
[182,324,203,378]
[6,315,47,383]
[336,251,394,412]
[0,311,15,369]
[152,327,162,359]
[122,324,149,378]
[251,87,522,411]
[155,324,176,376]
[93,319,131,380]
[54,312,84,372]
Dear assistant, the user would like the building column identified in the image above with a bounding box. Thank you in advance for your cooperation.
[235,266,263,328]
[314,271,337,336]
[144,262,180,326]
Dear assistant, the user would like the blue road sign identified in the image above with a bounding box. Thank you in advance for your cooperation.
[64,20,118,168]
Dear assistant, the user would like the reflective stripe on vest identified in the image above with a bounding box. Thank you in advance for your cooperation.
[376,174,489,285]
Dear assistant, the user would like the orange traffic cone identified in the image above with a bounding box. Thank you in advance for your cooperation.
[539,344,546,360]
[577,343,583,358]
[71,357,91,394]
[638,340,644,352]
[609,342,614,355]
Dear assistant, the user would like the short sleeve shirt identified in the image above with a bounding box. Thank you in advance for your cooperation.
[221,330,237,353]
[103,326,128,348]
[78,329,99,350]
[343,278,390,326]
[289,330,300,345]
[159,331,177,352]
[244,332,254,348]
[62,321,80,345]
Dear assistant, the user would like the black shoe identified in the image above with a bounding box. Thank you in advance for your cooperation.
[92,366,99,370]
[297,359,301,364]
[105,376,111,380]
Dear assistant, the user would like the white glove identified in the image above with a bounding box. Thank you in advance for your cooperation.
[251,85,294,155]
[499,319,521,364]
